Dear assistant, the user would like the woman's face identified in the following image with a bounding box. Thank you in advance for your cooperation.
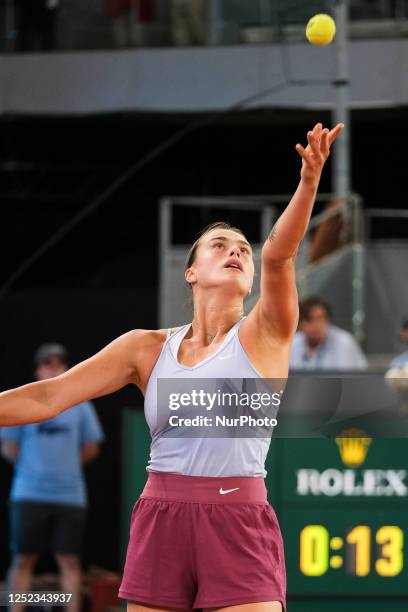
[185,228,255,297]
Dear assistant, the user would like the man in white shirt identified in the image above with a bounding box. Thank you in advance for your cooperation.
[290,297,367,370]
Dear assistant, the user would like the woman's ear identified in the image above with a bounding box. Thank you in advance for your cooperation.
[185,267,196,285]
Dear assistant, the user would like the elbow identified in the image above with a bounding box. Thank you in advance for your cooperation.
[91,447,100,461]
[81,443,100,464]
[0,441,20,463]
[0,447,19,464]
[262,250,296,269]
[262,243,298,267]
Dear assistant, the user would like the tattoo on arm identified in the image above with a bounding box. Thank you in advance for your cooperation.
[268,223,278,241]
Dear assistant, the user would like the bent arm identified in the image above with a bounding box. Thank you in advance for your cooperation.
[0,331,140,427]
[256,179,318,340]
[81,442,100,464]
[263,179,319,263]
[251,123,344,341]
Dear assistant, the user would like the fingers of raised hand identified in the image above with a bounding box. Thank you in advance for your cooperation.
[312,122,323,139]
[307,130,323,162]
[303,124,321,152]
[321,128,330,157]
[295,143,310,164]
[328,123,344,145]
[297,122,343,162]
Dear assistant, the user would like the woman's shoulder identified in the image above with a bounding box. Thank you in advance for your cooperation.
[123,328,169,350]
[122,327,186,392]
[118,325,189,359]
[122,326,189,355]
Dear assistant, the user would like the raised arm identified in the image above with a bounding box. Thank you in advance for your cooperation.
[0,330,148,427]
[247,122,344,342]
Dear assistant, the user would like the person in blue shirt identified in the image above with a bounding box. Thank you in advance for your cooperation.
[389,319,408,368]
[0,343,104,612]
[290,297,367,370]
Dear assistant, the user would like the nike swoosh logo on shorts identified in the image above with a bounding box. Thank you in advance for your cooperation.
[219,355,232,360]
[219,487,240,495]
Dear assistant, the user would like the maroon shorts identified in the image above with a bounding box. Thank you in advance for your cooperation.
[119,471,286,610]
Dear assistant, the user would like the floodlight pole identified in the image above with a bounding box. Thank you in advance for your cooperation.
[333,0,365,345]
[333,0,351,202]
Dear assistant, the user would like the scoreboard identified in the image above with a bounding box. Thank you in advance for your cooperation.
[265,435,408,606]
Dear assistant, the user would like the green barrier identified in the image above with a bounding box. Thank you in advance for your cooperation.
[120,409,151,567]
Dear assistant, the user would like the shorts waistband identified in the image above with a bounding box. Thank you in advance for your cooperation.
[141,470,268,503]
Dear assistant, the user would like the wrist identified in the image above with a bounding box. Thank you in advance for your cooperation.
[299,176,320,193]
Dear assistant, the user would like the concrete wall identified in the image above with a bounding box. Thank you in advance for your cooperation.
[0,37,407,114]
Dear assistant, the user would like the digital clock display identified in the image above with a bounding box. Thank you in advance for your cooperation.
[300,524,403,577]
[280,509,408,595]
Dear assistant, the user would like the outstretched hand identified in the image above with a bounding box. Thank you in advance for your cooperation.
[296,122,344,187]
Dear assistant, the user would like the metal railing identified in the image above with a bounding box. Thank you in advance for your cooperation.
[158,193,406,351]
[158,192,357,329]
[159,195,277,327]
[364,208,408,242]
[294,194,365,343]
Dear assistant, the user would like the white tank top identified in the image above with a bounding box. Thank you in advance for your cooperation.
[144,318,278,477]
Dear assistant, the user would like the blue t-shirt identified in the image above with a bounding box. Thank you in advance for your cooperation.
[0,402,104,507]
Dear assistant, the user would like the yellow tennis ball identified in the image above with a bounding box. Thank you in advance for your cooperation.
[306,14,336,46]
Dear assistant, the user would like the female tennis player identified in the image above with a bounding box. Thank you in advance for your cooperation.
[0,122,343,612]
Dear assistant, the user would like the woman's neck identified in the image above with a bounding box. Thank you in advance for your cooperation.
[190,296,244,344]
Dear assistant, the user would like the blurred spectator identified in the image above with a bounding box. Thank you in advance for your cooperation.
[15,0,60,52]
[385,320,408,409]
[108,0,155,48]
[171,0,207,46]
[385,363,408,398]
[290,297,367,370]
[0,343,104,612]
[389,318,408,368]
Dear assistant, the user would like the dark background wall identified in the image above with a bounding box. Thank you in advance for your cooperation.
[0,289,155,576]
[0,107,407,578]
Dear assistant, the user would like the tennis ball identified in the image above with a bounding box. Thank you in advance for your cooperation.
[306,14,336,46]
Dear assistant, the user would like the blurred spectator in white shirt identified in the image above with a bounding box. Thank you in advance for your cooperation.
[171,0,207,46]
[290,297,367,370]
